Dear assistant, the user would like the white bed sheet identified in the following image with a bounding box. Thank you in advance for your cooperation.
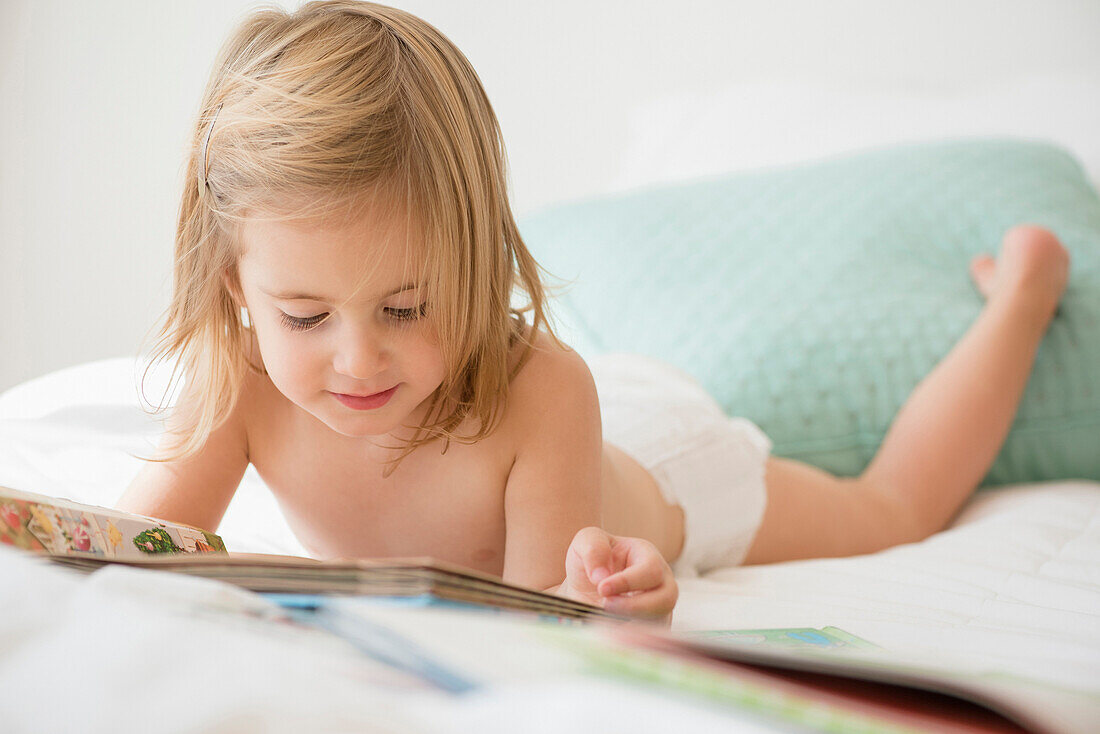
[1,358,1098,732]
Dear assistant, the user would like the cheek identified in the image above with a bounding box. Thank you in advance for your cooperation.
[253,323,326,389]
[399,329,446,380]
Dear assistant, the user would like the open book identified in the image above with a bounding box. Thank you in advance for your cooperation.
[643,626,1096,734]
[4,485,1095,731]
[0,485,613,621]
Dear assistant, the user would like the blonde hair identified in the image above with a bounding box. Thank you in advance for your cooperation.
[148,0,561,472]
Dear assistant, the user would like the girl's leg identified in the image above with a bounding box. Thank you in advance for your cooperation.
[744,224,1070,565]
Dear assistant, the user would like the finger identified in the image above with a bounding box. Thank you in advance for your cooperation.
[567,526,614,584]
[609,538,632,571]
[604,581,679,620]
[597,556,666,597]
[597,538,666,595]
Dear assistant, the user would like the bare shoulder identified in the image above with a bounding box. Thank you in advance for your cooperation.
[162,364,265,452]
[116,367,260,532]
[505,328,599,434]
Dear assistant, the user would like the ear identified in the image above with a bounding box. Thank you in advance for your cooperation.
[222,266,245,308]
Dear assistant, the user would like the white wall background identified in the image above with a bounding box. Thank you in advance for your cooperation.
[2,0,1099,392]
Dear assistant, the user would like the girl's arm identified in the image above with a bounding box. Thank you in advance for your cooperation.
[501,344,677,621]
[501,345,603,589]
[116,393,249,535]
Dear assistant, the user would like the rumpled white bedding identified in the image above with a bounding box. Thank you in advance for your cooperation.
[1,358,1098,733]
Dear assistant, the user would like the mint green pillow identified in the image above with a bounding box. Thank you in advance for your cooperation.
[521,139,1100,486]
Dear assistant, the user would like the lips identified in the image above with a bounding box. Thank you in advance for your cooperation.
[330,385,398,411]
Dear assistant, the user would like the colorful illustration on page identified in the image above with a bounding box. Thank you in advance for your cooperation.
[0,499,47,552]
[26,502,70,554]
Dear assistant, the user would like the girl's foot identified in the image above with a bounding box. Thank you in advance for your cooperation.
[969,224,1070,319]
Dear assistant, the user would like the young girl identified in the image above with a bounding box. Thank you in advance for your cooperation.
[117,1,1069,623]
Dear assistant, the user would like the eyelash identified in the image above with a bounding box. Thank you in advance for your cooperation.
[279,303,427,332]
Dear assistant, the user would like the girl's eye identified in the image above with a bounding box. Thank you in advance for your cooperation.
[279,303,426,331]
[385,303,428,322]
[280,312,328,332]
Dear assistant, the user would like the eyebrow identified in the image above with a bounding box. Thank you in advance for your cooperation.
[259,282,420,302]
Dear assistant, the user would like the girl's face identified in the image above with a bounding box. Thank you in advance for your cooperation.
[235,198,447,442]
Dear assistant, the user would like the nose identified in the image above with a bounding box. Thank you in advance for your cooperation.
[333,325,389,380]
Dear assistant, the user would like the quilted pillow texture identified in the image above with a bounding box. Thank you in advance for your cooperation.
[521,139,1100,486]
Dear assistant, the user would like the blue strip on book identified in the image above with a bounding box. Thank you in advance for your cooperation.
[261,592,486,612]
[261,593,587,627]
[267,595,479,694]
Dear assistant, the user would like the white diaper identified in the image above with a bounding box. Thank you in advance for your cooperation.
[589,354,771,577]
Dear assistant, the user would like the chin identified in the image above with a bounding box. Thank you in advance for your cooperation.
[281,391,394,438]
[321,411,403,438]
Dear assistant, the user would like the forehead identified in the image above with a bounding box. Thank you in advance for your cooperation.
[237,196,425,299]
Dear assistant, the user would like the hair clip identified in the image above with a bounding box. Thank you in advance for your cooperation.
[200,103,224,189]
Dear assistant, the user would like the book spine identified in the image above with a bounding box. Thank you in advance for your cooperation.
[0,491,226,559]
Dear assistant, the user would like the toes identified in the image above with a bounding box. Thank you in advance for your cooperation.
[1003,224,1058,248]
[970,253,995,276]
[993,225,1070,303]
[969,254,996,296]
[1002,224,1069,264]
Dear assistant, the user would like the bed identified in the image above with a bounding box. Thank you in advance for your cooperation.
[5,56,1100,729]
[1,354,1098,733]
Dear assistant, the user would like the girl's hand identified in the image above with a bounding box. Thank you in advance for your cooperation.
[562,526,678,624]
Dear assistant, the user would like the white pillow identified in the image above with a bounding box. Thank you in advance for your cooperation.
[611,71,1100,192]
